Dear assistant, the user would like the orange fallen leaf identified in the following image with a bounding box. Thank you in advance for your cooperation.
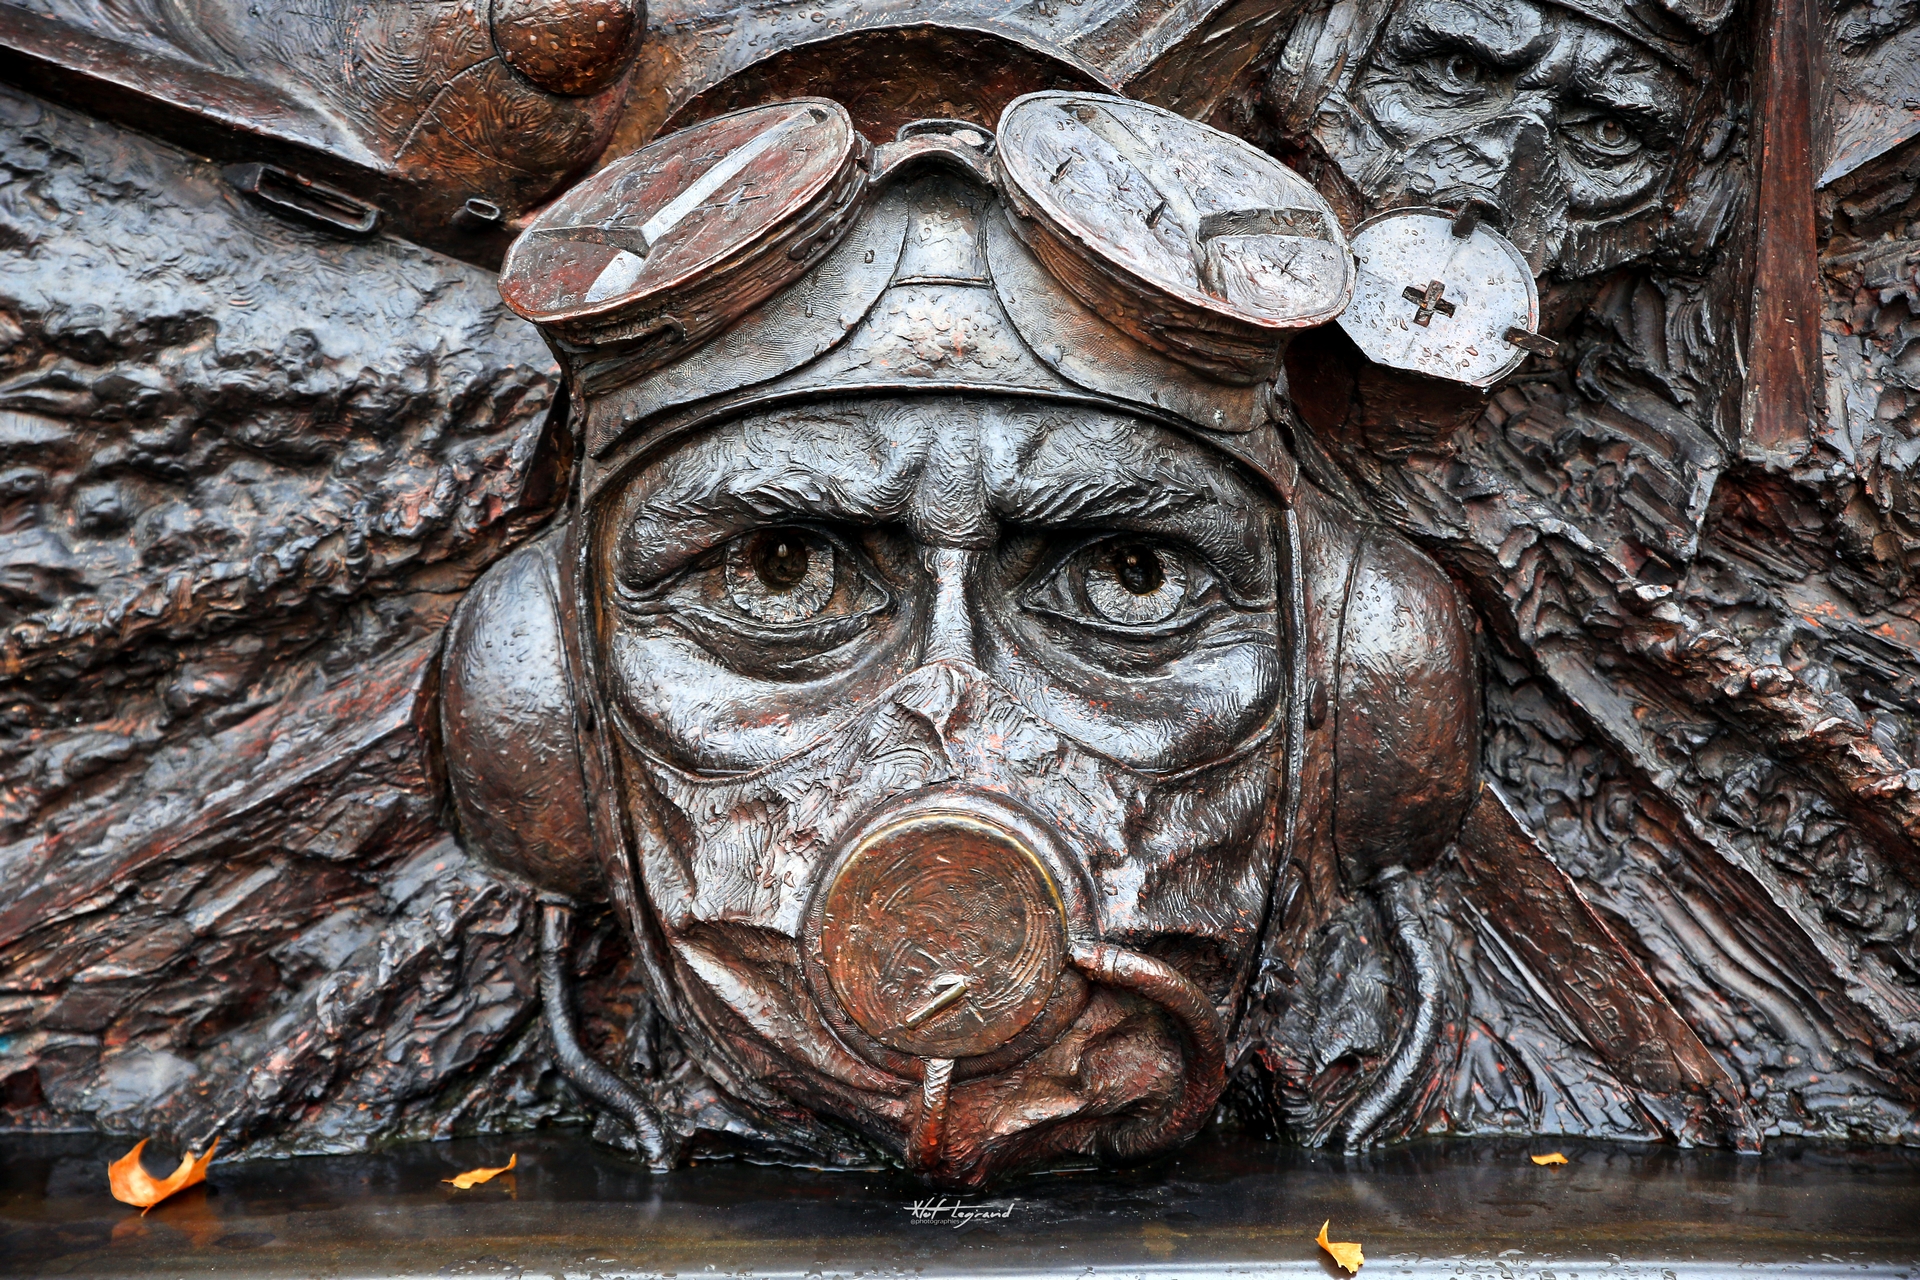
[108,1137,218,1214]
[1315,1219,1364,1274]
[1531,1152,1569,1166]
[443,1153,516,1189]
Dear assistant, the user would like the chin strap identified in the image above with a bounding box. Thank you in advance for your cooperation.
[538,896,674,1166]
[1069,942,1227,1161]
[1338,867,1442,1151]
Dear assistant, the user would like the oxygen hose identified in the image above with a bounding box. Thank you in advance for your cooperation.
[907,1057,956,1171]
[1069,941,1227,1161]
[1339,868,1442,1151]
[538,897,674,1165]
[903,944,1226,1172]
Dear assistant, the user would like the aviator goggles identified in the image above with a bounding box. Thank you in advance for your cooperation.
[497,90,1553,488]
[500,92,1355,384]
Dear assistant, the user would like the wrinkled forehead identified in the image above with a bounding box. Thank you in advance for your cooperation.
[1379,0,1699,87]
[1381,0,1552,60]
[595,394,1279,564]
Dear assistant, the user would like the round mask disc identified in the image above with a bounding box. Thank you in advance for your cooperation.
[817,812,1068,1061]
[1337,209,1545,387]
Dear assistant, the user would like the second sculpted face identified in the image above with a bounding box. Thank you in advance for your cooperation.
[1328,0,1691,272]
[592,394,1287,1182]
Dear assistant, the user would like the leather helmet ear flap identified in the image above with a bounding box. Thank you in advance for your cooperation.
[438,527,603,902]
[1331,530,1481,887]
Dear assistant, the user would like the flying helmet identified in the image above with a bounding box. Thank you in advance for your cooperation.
[434,81,1500,1180]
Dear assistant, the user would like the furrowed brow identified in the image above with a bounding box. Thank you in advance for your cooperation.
[987,427,1276,590]
[614,424,925,580]
[1388,0,1546,68]
[997,469,1222,528]
[1572,48,1686,132]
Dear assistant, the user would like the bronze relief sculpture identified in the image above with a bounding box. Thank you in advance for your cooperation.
[442,96,1482,1183]
[1269,0,1737,275]
[3,0,1919,1186]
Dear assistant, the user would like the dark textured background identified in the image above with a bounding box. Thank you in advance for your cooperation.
[0,81,621,1157]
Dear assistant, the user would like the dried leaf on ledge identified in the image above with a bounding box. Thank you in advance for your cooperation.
[1315,1219,1365,1273]
[1531,1152,1569,1166]
[443,1153,517,1189]
[108,1138,219,1214]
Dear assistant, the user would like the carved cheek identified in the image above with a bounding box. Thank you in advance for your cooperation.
[1097,747,1286,994]
[599,608,922,772]
[1557,154,1664,214]
[981,625,1285,771]
[1358,79,1455,149]
[1402,113,1557,198]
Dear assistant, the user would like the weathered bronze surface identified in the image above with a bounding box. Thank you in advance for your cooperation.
[2,0,1919,1196]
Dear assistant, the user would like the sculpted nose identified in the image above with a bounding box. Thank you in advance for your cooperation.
[1431,186,1509,236]
[1425,112,1552,210]
[920,546,979,667]
[1420,113,1562,267]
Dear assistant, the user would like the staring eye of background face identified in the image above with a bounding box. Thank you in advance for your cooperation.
[1560,109,1644,162]
[1553,98,1671,212]
[1361,0,1545,130]
[1413,49,1496,103]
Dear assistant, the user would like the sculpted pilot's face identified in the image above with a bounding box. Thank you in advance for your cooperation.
[1325,0,1691,271]
[592,394,1286,1184]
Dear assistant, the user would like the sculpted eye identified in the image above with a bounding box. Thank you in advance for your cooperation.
[1561,112,1647,162]
[1024,535,1215,635]
[1085,541,1189,625]
[620,521,892,674]
[726,527,835,622]
[1417,51,1492,99]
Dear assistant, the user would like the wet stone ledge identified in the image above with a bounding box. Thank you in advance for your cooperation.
[2,1132,1916,1279]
